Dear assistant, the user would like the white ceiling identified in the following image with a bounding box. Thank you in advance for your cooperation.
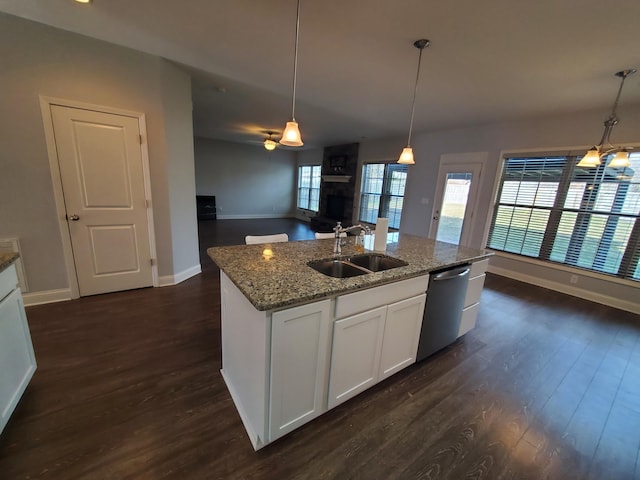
[2,0,639,149]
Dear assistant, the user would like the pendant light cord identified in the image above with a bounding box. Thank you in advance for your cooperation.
[290,0,301,121]
[406,40,429,147]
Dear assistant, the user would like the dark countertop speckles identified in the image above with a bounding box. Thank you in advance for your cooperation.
[207,234,492,311]
[0,253,19,274]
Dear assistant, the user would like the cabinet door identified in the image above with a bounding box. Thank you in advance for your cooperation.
[0,288,37,433]
[379,294,426,381]
[328,306,386,409]
[269,299,331,442]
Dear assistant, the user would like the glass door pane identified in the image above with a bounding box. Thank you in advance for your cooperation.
[435,173,473,245]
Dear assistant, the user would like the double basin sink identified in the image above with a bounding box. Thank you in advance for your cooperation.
[308,253,408,278]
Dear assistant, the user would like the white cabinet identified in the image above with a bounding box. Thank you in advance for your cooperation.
[0,264,36,434]
[269,300,331,442]
[219,272,332,450]
[458,259,489,337]
[328,306,386,409]
[379,294,426,380]
[328,287,427,410]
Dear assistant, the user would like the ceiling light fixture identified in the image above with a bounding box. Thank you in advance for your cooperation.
[279,0,304,147]
[398,39,430,165]
[74,0,92,4]
[577,69,636,168]
[264,132,278,151]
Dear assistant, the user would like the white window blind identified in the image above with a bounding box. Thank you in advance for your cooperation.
[488,153,640,281]
[297,165,321,212]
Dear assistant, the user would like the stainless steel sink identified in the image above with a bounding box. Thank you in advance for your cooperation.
[347,253,408,272]
[308,253,407,278]
[307,259,369,278]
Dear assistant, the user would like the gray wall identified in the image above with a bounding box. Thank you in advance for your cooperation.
[0,13,199,292]
[194,137,296,218]
[360,106,640,312]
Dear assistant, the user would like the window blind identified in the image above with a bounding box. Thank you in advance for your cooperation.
[488,153,640,281]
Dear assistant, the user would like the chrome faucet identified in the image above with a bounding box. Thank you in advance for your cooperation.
[333,221,371,255]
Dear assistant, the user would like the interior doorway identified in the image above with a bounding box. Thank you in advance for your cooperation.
[41,98,157,297]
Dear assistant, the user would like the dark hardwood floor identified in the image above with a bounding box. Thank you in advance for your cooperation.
[1,219,639,479]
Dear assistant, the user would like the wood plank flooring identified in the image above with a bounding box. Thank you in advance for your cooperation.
[1,219,639,479]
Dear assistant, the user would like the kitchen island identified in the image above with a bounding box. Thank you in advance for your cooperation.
[207,234,491,450]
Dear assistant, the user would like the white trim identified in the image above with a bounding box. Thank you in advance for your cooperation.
[158,264,202,287]
[22,289,72,307]
[488,264,640,314]
[491,250,640,288]
[39,96,158,298]
[216,214,294,220]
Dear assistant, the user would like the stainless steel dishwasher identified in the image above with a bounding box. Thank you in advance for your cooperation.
[417,263,471,361]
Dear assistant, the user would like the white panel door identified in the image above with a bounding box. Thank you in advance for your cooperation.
[269,300,332,442]
[51,105,153,296]
[378,294,426,381]
[328,306,386,409]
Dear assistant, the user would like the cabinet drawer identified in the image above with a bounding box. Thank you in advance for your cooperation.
[0,264,18,302]
[335,275,429,320]
[458,303,479,337]
[470,259,489,278]
[464,273,486,308]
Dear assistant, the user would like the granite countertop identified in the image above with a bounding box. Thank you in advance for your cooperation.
[207,233,492,312]
[0,252,19,274]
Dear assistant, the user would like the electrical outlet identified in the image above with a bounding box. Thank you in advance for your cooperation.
[570,274,578,284]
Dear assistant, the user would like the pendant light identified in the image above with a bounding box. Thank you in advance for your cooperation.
[577,69,636,168]
[279,0,304,147]
[398,39,430,165]
[264,132,277,151]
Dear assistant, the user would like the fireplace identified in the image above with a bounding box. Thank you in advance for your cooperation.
[325,195,346,221]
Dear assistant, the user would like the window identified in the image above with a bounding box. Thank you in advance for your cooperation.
[488,152,640,281]
[297,165,321,212]
[359,163,408,229]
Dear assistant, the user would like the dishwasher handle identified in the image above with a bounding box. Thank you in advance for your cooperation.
[432,266,470,281]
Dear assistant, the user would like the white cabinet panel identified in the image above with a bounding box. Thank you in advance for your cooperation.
[458,303,480,337]
[328,306,386,409]
[379,294,426,380]
[469,259,489,277]
[335,275,428,319]
[464,273,486,308]
[269,299,332,441]
[0,265,36,434]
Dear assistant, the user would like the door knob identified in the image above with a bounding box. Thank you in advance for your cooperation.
[68,214,80,221]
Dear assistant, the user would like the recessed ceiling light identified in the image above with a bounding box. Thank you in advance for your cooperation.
[75,0,92,4]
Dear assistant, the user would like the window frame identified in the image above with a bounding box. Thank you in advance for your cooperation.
[486,150,640,283]
[297,165,321,212]
[358,162,408,229]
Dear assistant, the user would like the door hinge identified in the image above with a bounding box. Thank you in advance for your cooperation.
[150,258,156,266]
[139,134,143,144]
[145,199,151,208]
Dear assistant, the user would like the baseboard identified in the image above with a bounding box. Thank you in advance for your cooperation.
[158,264,202,287]
[488,265,640,314]
[216,214,294,220]
[22,288,72,306]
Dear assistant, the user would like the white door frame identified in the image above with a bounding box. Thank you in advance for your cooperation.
[39,96,158,299]
[429,152,487,247]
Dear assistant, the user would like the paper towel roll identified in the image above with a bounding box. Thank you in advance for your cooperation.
[374,217,388,252]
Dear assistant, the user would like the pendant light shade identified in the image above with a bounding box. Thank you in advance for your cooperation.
[280,0,304,147]
[281,121,303,147]
[577,69,636,169]
[397,39,430,165]
[398,147,415,165]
